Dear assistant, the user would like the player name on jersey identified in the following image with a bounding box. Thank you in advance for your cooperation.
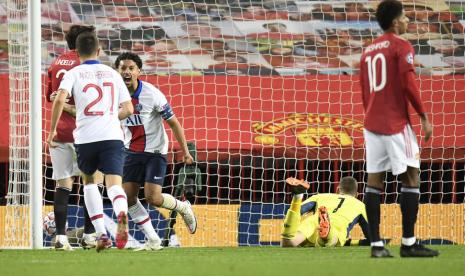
[55,59,77,66]
[79,71,112,79]
[364,40,390,53]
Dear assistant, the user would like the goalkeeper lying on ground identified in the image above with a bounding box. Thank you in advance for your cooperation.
[281,176,371,247]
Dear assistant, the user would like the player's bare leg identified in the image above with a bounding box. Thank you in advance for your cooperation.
[281,232,306,247]
[398,167,439,257]
[366,172,393,258]
[145,184,197,234]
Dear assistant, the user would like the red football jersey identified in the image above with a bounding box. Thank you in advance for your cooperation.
[359,33,425,135]
[46,50,80,142]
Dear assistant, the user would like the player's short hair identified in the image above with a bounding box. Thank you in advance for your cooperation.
[115,52,143,70]
[339,176,358,195]
[65,25,95,50]
[76,31,99,57]
[376,0,404,31]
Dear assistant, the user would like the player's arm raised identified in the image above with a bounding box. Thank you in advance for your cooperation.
[47,89,69,148]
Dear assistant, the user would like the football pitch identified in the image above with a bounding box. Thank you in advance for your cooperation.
[1,246,463,276]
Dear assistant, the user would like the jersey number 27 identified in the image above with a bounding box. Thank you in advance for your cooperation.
[364,53,387,93]
[83,82,115,116]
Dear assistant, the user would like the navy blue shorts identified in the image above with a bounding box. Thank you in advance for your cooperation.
[123,150,167,185]
[74,140,124,176]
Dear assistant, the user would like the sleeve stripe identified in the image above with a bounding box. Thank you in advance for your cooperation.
[160,103,175,120]
[300,201,316,215]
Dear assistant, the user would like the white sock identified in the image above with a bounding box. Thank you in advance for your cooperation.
[161,193,187,214]
[402,237,416,246]
[128,199,161,242]
[56,234,68,244]
[293,194,303,200]
[371,241,384,247]
[83,184,106,235]
[82,233,95,239]
[107,185,128,215]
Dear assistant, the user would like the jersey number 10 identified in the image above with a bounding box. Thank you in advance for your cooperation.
[83,82,115,116]
[364,53,387,93]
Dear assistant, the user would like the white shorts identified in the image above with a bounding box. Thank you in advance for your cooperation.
[364,124,420,176]
[49,142,80,180]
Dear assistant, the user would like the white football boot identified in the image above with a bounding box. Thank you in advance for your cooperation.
[55,235,74,251]
[81,233,97,249]
[134,238,163,251]
[180,201,197,234]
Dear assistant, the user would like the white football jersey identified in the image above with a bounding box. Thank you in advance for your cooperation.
[59,60,131,144]
[121,80,173,154]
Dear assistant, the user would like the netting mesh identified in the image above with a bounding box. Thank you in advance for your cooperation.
[2,0,465,248]
[3,0,31,248]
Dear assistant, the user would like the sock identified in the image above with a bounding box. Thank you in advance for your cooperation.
[83,181,102,234]
[83,233,95,239]
[128,199,161,242]
[364,186,382,245]
[56,234,69,244]
[54,187,70,235]
[161,193,187,214]
[400,187,420,245]
[107,185,128,215]
[401,236,416,246]
[83,184,106,235]
[281,196,302,239]
[371,241,384,247]
[83,202,95,234]
[290,194,303,212]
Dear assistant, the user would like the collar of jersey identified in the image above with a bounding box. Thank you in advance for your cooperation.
[82,60,101,65]
[132,79,143,99]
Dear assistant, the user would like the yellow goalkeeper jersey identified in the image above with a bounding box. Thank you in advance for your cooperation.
[300,193,369,241]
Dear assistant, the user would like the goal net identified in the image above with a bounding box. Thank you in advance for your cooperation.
[1,0,464,248]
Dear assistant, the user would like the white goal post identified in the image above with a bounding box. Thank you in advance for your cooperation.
[1,0,42,249]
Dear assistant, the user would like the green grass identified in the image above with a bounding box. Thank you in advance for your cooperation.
[0,246,464,276]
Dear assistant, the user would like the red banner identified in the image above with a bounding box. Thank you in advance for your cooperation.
[1,74,464,162]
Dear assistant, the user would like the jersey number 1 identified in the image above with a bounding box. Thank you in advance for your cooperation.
[83,82,115,116]
[364,53,387,93]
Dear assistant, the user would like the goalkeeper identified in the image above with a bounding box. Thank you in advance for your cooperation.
[281,176,370,247]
